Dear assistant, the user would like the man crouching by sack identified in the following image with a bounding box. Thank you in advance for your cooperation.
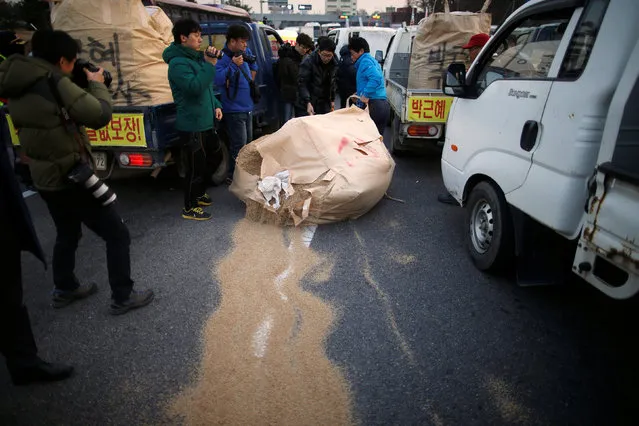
[0,30,154,315]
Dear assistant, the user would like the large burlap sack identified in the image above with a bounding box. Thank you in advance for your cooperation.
[230,106,395,226]
[51,0,174,107]
[407,12,491,90]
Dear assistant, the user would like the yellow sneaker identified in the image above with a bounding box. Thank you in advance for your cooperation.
[182,207,211,221]
[197,193,212,206]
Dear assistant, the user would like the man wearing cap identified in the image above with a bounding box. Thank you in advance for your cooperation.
[462,33,490,65]
[438,33,490,206]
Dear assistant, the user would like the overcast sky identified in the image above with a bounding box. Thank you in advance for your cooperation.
[241,0,409,15]
[2,0,409,17]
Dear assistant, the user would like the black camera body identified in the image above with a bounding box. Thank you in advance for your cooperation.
[236,51,257,64]
[72,59,113,89]
[204,49,225,60]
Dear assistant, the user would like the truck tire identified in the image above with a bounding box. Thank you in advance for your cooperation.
[389,112,401,155]
[465,181,515,271]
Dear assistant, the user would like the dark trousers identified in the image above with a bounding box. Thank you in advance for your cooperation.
[180,130,222,210]
[224,112,252,179]
[0,246,39,371]
[339,91,355,109]
[39,188,133,303]
[368,99,391,136]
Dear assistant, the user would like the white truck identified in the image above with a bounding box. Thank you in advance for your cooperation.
[441,0,639,299]
[385,25,452,154]
[326,26,395,64]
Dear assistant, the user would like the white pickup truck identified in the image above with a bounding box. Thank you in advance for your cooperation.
[441,0,639,299]
[385,25,453,154]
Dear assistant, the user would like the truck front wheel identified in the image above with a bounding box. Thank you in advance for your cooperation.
[465,181,515,271]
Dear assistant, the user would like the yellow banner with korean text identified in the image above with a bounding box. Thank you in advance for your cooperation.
[406,96,454,123]
[6,113,147,147]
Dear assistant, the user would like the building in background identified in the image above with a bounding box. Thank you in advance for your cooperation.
[325,0,357,16]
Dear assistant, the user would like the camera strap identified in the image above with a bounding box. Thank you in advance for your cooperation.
[46,73,92,165]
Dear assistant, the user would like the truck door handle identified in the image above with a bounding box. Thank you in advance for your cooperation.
[520,120,539,152]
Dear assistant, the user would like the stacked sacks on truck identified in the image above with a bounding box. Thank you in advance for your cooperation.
[50,0,174,107]
[408,10,491,90]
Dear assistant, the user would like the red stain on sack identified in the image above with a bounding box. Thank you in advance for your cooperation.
[338,137,349,154]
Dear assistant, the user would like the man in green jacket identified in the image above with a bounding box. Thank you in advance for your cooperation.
[163,18,224,221]
[0,30,154,315]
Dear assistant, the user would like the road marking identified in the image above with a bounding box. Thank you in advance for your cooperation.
[274,225,318,302]
[252,313,274,358]
[353,226,418,367]
[257,224,318,358]
[22,190,36,199]
[300,224,318,247]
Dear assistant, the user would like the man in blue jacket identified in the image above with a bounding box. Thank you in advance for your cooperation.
[348,37,389,135]
[215,24,258,181]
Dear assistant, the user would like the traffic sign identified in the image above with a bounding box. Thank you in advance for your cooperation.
[298,4,312,10]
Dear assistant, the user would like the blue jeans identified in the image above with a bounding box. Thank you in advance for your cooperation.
[282,102,294,123]
[224,112,253,178]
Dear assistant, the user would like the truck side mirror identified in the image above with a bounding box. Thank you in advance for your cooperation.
[374,50,384,64]
[443,62,467,97]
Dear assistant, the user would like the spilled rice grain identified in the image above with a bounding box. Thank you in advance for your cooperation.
[169,220,352,425]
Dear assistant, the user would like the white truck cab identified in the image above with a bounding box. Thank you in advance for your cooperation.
[327,26,396,63]
[441,0,639,299]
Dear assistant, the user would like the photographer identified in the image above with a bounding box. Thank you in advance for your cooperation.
[0,30,153,315]
[163,18,224,221]
[214,24,258,182]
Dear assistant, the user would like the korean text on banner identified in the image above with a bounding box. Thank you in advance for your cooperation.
[407,96,453,122]
[5,113,146,147]
[86,114,147,147]
[51,0,174,107]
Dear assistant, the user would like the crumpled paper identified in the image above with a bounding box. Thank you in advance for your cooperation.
[257,170,290,210]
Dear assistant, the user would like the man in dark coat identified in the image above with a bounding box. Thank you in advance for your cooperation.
[276,33,314,122]
[297,37,337,117]
[0,141,74,385]
[336,45,357,109]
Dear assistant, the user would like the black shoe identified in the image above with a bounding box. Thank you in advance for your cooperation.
[9,360,74,386]
[109,289,155,315]
[437,193,459,206]
[196,193,212,207]
[182,207,212,221]
[52,282,98,308]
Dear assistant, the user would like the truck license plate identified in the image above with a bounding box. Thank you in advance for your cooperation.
[93,152,107,171]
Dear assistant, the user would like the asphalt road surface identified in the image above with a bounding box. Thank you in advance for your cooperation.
[1,130,637,425]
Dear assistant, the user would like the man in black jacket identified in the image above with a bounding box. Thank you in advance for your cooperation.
[336,45,357,109]
[0,141,73,385]
[276,33,313,122]
[297,37,337,116]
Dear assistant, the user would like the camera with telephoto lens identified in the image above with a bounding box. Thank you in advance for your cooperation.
[67,161,117,206]
[72,59,113,89]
